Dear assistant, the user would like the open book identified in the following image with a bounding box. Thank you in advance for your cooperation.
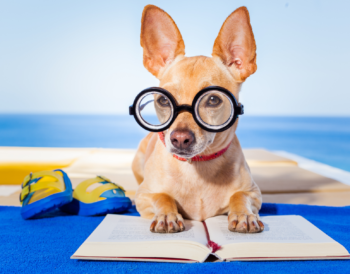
[72,214,350,263]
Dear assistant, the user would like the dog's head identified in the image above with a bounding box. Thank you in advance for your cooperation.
[140,5,256,158]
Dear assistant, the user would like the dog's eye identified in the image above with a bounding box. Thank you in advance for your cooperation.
[157,96,170,107]
[206,95,222,107]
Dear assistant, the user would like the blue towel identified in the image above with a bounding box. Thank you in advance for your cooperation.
[1,203,349,274]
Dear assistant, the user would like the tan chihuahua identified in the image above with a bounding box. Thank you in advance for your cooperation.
[132,5,263,233]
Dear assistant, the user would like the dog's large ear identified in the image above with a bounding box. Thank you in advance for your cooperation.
[140,5,185,78]
[212,7,257,82]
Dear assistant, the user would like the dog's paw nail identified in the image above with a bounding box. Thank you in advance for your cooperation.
[178,221,185,231]
[150,221,157,231]
[168,221,179,233]
[249,221,260,232]
[242,222,247,229]
[258,220,264,231]
[156,221,167,233]
[228,220,238,232]
[231,220,238,228]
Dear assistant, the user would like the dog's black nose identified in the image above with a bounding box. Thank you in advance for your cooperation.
[170,130,195,150]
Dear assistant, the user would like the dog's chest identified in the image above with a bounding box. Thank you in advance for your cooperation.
[166,173,233,221]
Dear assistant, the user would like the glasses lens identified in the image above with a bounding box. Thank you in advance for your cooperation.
[196,90,234,128]
[137,92,173,127]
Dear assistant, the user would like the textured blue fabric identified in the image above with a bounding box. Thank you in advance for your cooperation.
[1,203,349,274]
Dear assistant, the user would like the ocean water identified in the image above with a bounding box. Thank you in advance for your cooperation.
[0,114,349,172]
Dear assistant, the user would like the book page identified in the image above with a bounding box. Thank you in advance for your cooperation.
[205,215,337,246]
[86,214,208,246]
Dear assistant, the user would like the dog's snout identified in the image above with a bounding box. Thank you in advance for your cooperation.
[170,130,195,150]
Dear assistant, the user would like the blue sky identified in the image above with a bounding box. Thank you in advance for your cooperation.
[0,0,349,116]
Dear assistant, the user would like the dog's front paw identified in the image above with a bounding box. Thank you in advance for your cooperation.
[150,213,185,233]
[228,213,264,233]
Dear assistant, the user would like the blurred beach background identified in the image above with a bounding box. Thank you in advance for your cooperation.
[1,0,349,171]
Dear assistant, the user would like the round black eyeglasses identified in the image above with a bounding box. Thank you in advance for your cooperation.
[129,86,244,133]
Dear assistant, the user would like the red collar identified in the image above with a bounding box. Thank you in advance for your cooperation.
[158,132,231,163]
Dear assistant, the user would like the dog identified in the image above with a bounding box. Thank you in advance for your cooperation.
[132,5,263,233]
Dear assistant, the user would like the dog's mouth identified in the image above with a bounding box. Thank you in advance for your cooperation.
[169,146,206,159]
[171,150,195,158]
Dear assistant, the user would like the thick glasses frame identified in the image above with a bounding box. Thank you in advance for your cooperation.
[129,86,244,133]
